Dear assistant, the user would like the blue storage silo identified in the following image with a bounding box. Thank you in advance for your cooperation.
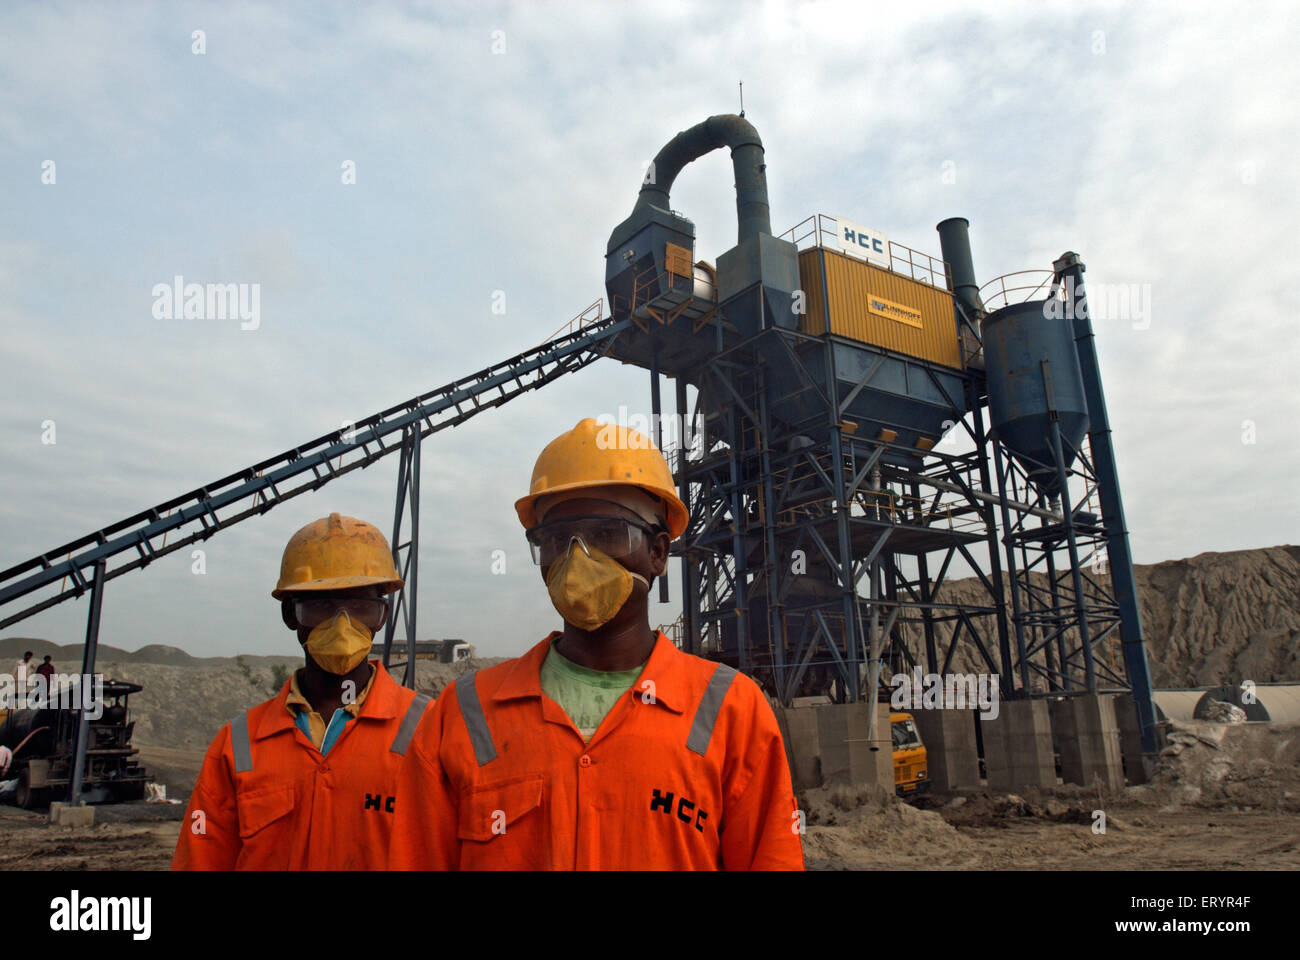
[982,299,1090,496]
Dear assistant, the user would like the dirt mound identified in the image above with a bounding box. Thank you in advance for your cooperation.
[1139,547,1300,686]
[1138,720,1300,811]
[927,790,1111,830]
[893,545,1300,688]
[797,785,973,868]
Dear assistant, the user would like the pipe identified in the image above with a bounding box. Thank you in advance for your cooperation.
[11,726,49,759]
[894,470,1064,523]
[635,114,772,243]
[1054,251,1158,760]
[936,218,985,320]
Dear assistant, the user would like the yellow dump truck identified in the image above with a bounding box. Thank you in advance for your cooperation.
[891,711,929,796]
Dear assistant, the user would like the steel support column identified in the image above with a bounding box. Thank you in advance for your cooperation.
[382,425,421,689]
[1056,254,1158,756]
[67,559,106,806]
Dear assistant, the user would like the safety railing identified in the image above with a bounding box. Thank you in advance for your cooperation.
[778,213,837,250]
[979,270,1055,312]
[768,445,987,534]
[888,243,950,290]
[609,262,688,324]
[773,487,984,535]
[777,213,952,290]
[538,298,605,346]
[656,615,686,649]
[854,489,986,534]
[632,262,670,310]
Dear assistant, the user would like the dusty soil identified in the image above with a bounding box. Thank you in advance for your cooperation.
[2,786,1295,871]
[0,805,180,870]
[799,719,1300,870]
[800,786,1300,870]
[4,718,1297,871]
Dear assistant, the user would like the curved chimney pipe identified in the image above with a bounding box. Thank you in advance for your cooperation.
[633,114,772,244]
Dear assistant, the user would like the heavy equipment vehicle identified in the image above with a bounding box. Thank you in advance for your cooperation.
[890,711,930,797]
[0,678,150,809]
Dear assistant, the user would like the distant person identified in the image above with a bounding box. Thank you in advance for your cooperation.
[391,418,804,870]
[172,513,434,870]
[34,655,55,684]
[13,651,32,686]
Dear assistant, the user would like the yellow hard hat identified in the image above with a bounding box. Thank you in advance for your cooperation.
[515,418,689,540]
[271,513,403,599]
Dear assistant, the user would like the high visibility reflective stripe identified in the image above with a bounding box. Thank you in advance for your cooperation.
[455,672,497,766]
[687,663,737,756]
[390,693,432,756]
[231,711,253,773]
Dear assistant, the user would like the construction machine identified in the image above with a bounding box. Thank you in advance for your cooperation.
[0,678,150,809]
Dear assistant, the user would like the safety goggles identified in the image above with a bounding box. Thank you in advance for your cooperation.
[525,514,657,566]
[293,597,388,630]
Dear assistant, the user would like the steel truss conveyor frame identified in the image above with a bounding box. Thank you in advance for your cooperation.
[0,313,632,671]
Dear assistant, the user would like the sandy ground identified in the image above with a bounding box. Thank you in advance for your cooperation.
[800,787,1300,870]
[1,786,1295,871]
[0,805,181,870]
[6,724,1299,872]
[3,684,1297,871]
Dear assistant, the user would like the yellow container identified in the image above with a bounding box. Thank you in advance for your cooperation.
[797,247,963,370]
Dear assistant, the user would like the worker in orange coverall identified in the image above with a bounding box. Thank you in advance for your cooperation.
[392,418,804,870]
[173,513,431,870]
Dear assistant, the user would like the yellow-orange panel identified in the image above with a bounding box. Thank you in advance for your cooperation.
[798,247,962,369]
[797,249,828,335]
[665,242,692,279]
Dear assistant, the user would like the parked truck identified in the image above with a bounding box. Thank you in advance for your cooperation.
[891,711,930,797]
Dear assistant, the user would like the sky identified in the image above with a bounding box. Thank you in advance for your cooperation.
[1,0,1296,660]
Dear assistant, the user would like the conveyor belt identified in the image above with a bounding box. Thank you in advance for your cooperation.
[0,317,631,628]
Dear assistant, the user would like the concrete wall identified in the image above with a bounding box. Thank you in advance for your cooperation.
[982,699,1055,791]
[1052,695,1124,791]
[1110,693,1154,785]
[772,703,823,791]
[909,709,980,792]
[816,702,892,790]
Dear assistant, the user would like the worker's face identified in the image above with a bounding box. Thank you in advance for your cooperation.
[534,497,670,588]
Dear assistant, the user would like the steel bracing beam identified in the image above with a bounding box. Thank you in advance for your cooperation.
[0,317,632,629]
[671,325,1148,718]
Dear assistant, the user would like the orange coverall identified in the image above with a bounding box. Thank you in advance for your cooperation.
[391,632,804,870]
[172,661,430,870]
